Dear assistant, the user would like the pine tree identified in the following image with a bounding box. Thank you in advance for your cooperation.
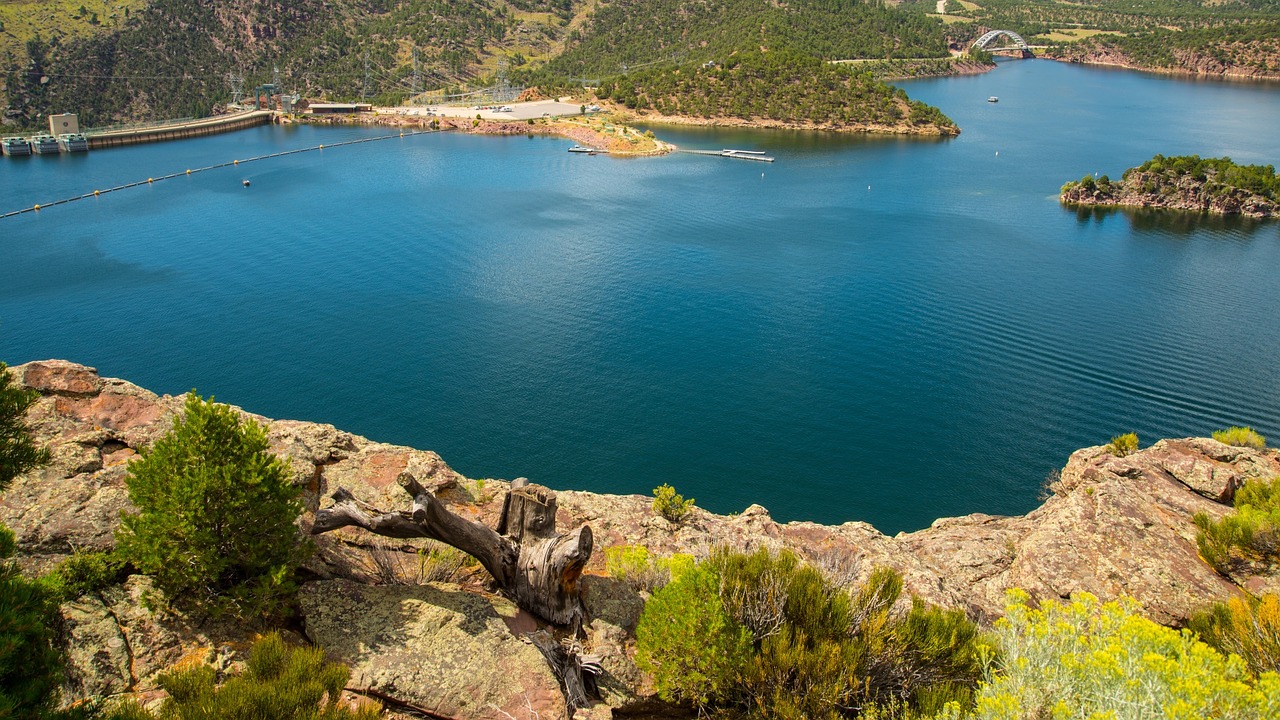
[0,362,50,492]
[116,392,308,619]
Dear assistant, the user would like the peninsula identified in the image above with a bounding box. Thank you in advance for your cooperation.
[594,51,960,136]
[1060,154,1280,218]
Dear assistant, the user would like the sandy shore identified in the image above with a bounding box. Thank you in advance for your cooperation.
[293,106,674,157]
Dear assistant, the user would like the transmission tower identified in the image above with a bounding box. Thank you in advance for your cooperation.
[496,59,510,102]
[362,51,371,101]
[227,71,244,105]
[412,48,422,97]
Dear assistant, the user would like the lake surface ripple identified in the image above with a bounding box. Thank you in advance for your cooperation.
[3,59,1279,533]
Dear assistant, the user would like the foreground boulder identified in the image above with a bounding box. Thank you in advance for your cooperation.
[299,579,565,720]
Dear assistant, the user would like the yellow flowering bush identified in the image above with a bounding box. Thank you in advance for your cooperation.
[935,591,1280,720]
[1190,593,1280,677]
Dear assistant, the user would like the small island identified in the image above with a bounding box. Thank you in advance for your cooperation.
[1061,154,1280,218]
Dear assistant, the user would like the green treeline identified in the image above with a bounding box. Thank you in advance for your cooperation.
[533,0,951,82]
[1062,154,1280,209]
[1082,20,1280,73]
[596,51,956,131]
[3,0,566,128]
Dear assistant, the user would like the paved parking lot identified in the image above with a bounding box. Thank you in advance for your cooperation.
[386,99,592,122]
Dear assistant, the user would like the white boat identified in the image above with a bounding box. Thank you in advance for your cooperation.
[988,96,999,103]
[1,137,31,156]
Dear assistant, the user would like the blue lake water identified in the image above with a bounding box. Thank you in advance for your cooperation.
[2,59,1279,534]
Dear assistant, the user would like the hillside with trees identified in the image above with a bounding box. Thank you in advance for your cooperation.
[596,50,959,134]
[533,0,953,81]
[2,0,589,128]
[4,0,1280,130]
[918,0,1280,79]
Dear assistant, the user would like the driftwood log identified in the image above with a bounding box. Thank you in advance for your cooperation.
[312,473,593,627]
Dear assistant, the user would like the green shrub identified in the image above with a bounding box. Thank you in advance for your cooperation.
[115,392,309,620]
[1195,476,1280,572]
[1190,592,1280,677]
[1214,426,1267,449]
[604,545,693,593]
[0,525,62,720]
[109,632,382,719]
[634,561,752,710]
[0,361,50,492]
[635,549,987,719]
[936,591,1280,720]
[652,483,695,522]
[1107,432,1139,457]
[38,550,130,602]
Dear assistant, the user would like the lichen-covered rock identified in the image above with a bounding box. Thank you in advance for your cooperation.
[299,579,565,720]
[58,576,255,706]
[904,439,1280,625]
[8,359,1280,714]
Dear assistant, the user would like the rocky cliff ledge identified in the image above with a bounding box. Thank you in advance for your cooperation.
[4,360,1279,718]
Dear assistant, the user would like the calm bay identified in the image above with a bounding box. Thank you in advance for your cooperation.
[2,59,1278,534]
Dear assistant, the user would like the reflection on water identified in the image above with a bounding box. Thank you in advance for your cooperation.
[1066,204,1275,237]
[2,60,1280,533]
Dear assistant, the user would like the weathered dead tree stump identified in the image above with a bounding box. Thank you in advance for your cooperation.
[312,473,593,627]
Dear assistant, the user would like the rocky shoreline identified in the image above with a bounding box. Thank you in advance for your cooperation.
[603,107,960,137]
[295,111,674,156]
[1061,166,1279,218]
[1044,46,1280,83]
[4,360,1279,718]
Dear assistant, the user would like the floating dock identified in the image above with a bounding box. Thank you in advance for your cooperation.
[680,148,775,162]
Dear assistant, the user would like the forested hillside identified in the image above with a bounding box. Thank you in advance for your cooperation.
[4,0,1279,129]
[596,50,958,133]
[531,0,953,82]
[919,0,1280,78]
[2,0,587,128]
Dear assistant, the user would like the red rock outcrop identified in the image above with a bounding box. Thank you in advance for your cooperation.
[4,360,1279,715]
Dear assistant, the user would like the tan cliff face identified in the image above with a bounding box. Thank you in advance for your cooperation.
[4,360,1279,716]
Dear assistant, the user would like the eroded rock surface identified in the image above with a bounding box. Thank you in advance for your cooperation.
[58,575,255,705]
[6,361,1280,715]
[299,579,565,720]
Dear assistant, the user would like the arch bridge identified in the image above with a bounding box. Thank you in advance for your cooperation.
[972,29,1032,53]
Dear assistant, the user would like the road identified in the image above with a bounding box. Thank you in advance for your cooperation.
[383,99,590,122]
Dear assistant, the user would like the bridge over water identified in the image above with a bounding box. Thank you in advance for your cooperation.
[972,30,1039,56]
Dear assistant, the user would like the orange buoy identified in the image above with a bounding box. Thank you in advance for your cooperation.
[148,178,153,183]
[33,204,40,211]
[233,160,239,165]
[186,169,191,175]
[93,190,100,196]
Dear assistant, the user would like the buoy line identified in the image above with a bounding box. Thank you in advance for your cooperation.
[0,129,435,220]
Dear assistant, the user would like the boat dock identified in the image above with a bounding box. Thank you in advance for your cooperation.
[679,148,775,162]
